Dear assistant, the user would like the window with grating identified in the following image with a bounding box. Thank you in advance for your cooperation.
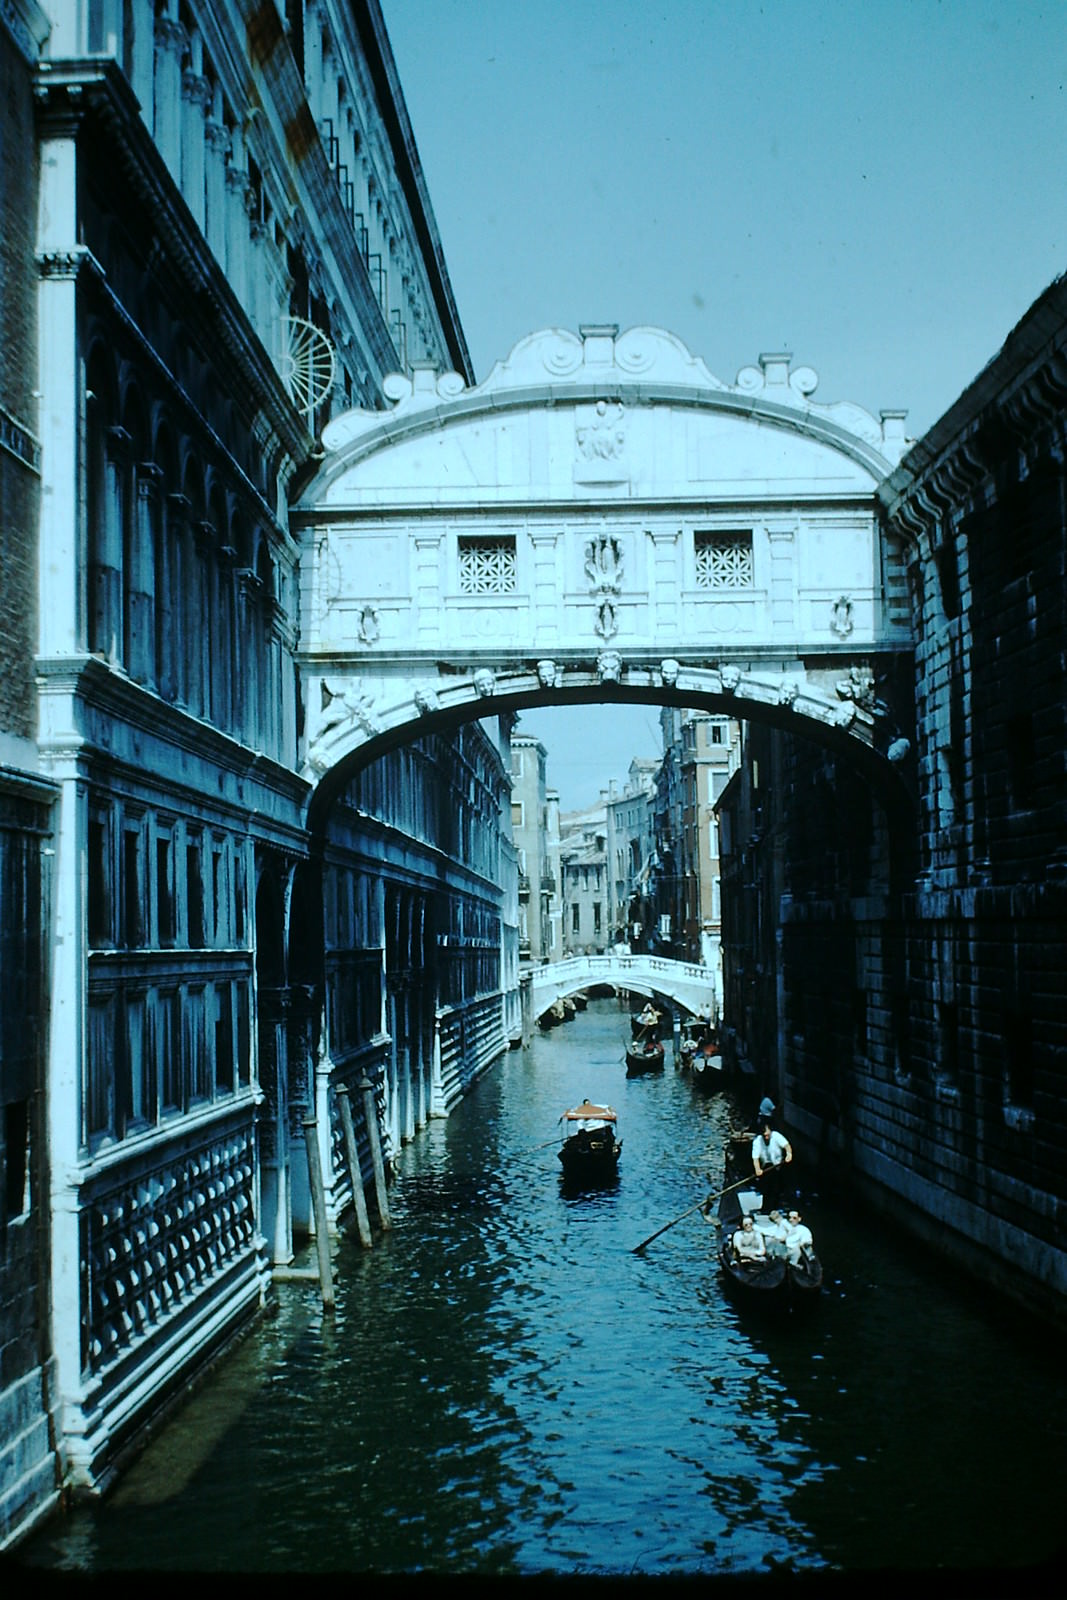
[694,531,753,589]
[459,536,517,594]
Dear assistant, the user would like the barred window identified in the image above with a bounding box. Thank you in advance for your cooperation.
[695,530,753,589]
[458,536,516,594]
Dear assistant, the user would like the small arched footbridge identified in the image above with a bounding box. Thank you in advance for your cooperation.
[530,954,715,1021]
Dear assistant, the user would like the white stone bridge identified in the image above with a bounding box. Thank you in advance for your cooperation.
[293,325,916,832]
[530,954,716,1022]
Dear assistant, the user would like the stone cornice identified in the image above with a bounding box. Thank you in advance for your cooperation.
[880,272,1067,540]
[1,0,50,65]
[33,57,312,469]
[36,653,311,811]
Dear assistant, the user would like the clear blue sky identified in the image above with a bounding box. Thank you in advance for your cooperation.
[381,0,1067,806]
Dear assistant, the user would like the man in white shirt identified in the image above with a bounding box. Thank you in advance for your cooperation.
[785,1209,814,1265]
[752,1122,792,1208]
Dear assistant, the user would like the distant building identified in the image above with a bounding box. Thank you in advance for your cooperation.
[510,733,556,964]
[604,761,658,947]
[557,802,608,956]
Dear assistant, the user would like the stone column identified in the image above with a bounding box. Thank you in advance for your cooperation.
[413,532,443,644]
[649,527,681,641]
[529,530,561,646]
[131,462,162,685]
[153,10,185,184]
[204,91,230,266]
[766,523,796,635]
[180,40,210,233]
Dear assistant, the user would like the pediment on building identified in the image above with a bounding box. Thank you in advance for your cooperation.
[301,327,909,511]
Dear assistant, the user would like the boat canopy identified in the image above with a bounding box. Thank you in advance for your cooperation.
[562,1101,617,1123]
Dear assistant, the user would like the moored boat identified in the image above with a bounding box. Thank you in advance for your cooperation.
[625,1038,665,1074]
[558,1100,622,1182]
[690,1039,722,1090]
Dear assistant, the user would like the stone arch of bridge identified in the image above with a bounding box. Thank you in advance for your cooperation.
[302,673,915,886]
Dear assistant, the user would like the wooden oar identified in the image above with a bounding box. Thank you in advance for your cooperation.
[631,1173,751,1254]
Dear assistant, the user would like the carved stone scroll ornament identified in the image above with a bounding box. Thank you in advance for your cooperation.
[594,599,619,640]
[596,650,623,684]
[308,678,382,769]
[357,604,380,645]
[584,533,624,592]
[830,595,854,638]
[536,659,559,689]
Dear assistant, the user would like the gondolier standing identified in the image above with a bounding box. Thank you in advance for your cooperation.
[752,1120,792,1209]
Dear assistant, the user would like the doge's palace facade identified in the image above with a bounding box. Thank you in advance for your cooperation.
[0,0,520,1542]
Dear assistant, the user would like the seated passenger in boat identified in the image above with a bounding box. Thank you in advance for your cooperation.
[755,1209,789,1251]
[732,1215,767,1263]
[784,1209,814,1264]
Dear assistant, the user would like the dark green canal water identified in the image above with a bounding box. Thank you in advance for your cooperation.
[17,998,1067,1577]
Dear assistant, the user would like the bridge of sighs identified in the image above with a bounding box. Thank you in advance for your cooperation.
[293,324,915,824]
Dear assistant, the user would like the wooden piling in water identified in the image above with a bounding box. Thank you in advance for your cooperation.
[302,1115,336,1310]
[336,1084,373,1249]
[358,1076,391,1229]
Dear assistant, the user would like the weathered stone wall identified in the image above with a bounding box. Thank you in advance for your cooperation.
[719,279,1067,1323]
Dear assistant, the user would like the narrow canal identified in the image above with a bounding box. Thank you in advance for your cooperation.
[20,998,1067,1577]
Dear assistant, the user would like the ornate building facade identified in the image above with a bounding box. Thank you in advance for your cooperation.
[1,0,518,1547]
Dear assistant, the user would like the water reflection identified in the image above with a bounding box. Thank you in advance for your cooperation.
[18,997,1067,1576]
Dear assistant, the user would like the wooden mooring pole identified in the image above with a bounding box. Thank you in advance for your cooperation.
[358,1076,391,1229]
[302,1115,336,1311]
[336,1085,373,1249]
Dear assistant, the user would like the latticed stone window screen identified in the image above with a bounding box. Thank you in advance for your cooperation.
[694,531,754,589]
[458,537,517,594]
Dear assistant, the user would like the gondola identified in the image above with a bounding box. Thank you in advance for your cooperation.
[717,1186,822,1308]
[690,1040,723,1090]
[558,1100,622,1182]
[625,1038,665,1075]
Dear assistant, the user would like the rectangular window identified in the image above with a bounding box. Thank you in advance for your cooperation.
[236,981,251,1087]
[187,836,204,948]
[234,849,246,946]
[571,903,580,934]
[458,535,516,594]
[3,1099,29,1220]
[937,1001,959,1085]
[711,723,724,744]
[1006,713,1036,809]
[159,989,181,1112]
[695,530,754,589]
[87,992,117,1140]
[512,802,524,828]
[593,902,602,934]
[212,841,225,945]
[187,987,208,1102]
[122,826,143,948]
[157,834,175,945]
[88,812,110,947]
[215,981,234,1094]
[125,990,152,1128]
[1005,1006,1034,1108]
